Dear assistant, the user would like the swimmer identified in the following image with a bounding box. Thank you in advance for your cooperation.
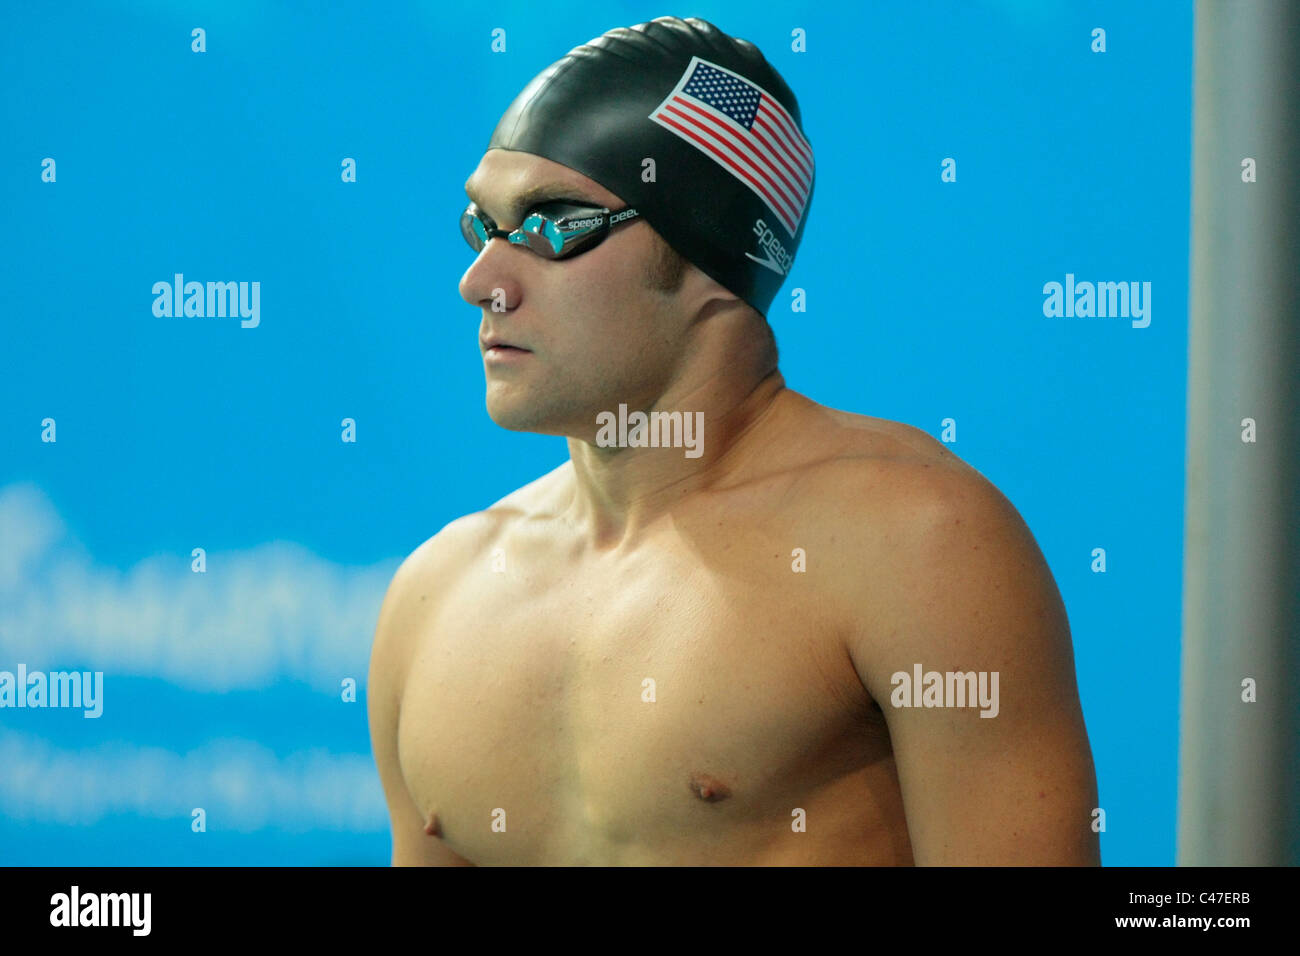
[367,16,1101,866]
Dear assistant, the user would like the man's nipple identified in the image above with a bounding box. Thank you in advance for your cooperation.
[689,773,732,803]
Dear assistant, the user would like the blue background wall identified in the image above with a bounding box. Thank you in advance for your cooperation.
[0,0,1190,865]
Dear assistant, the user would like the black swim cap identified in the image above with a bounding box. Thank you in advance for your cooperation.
[485,16,814,319]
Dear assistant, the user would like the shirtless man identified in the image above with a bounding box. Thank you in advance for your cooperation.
[367,16,1100,866]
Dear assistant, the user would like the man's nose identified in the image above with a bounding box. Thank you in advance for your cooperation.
[458,239,524,312]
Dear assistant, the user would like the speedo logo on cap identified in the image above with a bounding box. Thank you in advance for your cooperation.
[747,218,793,277]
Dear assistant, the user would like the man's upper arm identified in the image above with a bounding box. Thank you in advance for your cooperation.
[855,470,1101,865]
[367,538,475,866]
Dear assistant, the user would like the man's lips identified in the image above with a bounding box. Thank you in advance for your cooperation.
[480,337,531,353]
[481,338,534,364]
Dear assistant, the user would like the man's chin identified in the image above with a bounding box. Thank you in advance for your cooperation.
[485,398,566,435]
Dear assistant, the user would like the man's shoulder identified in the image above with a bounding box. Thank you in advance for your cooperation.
[769,399,1044,605]
[772,398,1001,526]
[783,403,1068,706]
[398,461,574,581]
[372,463,575,662]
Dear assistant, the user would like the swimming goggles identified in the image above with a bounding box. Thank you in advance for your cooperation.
[460,200,642,260]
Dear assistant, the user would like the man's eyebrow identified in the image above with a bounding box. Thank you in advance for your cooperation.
[463,180,601,223]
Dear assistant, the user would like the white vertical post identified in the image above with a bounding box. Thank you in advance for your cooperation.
[1178,0,1300,864]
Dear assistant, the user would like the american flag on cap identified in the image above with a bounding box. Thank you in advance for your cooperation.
[648,55,814,238]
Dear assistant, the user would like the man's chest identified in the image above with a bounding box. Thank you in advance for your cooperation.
[395,546,892,864]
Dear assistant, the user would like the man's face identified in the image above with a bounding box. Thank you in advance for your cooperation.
[459,149,693,437]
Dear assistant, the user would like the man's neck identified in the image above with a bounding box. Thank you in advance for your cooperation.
[564,368,789,549]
